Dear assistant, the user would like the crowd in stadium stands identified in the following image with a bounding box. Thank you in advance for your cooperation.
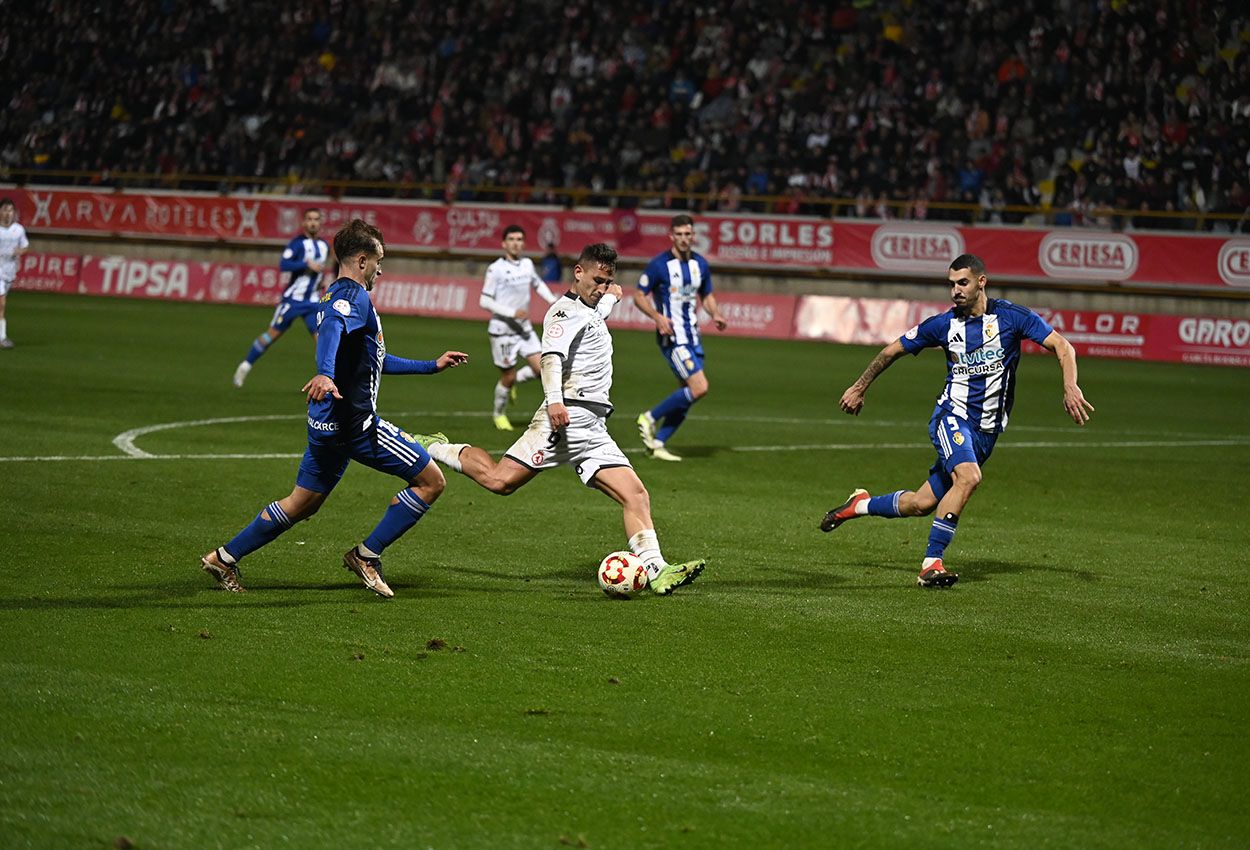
[3,1,1249,229]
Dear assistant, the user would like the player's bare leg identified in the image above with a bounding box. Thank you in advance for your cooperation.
[436,445,539,496]
[592,466,704,595]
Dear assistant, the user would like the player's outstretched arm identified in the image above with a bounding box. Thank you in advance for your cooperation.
[840,340,906,415]
[381,351,469,374]
[1042,331,1095,425]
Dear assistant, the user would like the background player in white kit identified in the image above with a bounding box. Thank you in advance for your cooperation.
[0,198,30,349]
[480,225,559,431]
[428,243,706,595]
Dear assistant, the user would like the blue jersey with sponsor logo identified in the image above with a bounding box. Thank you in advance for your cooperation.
[307,278,386,443]
[280,234,329,303]
[899,298,1053,433]
[638,250,713,349]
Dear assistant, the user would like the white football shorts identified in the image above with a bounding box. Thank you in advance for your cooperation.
[504,404,632,487]
[0,277,12,297]
[490,330,541,369]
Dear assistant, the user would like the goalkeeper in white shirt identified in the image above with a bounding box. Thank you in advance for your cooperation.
[428,242,706,595]
[480,225,559,430]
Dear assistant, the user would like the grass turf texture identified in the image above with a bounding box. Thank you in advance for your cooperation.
[1,291,1248,849]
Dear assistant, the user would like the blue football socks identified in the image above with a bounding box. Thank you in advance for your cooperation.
[223,501,293,561]
[245,331,274,365]
[925,512,959,559]
[363,489,430,555]
[867,491,906,518]
[651,387,695,444]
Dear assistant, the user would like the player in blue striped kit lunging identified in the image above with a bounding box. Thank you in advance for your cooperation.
[203,219,468,596]
[821,254,1095,588]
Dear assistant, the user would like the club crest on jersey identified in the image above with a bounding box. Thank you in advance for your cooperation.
[953,431,965,446]
[547,322,565,339]
[332,298,351,316]
[532,450,545,465]
[984,317,1000,341]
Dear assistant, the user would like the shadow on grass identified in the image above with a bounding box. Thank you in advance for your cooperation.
[954,557,1100,583]
[0,578,466,611]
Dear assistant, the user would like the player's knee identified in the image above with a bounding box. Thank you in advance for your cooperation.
[688,380,708,400]
[953,464,982,490]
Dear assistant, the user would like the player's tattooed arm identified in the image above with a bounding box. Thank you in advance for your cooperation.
[840,340,906,415]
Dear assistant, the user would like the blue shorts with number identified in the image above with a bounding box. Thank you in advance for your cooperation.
[296,418,432,494]
[926,411,998,501]
[271,298,321,334]
[660,341,705,381]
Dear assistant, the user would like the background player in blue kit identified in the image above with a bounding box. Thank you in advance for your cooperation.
[203,219,468,597]
[633,214,728,462]
[233,208,330,387]
[820,254,1095,588]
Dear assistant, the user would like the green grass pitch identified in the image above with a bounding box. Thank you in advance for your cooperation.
[1,291,1248,849]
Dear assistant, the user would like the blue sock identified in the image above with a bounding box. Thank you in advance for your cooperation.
[925,512,959,559]
[656,408,689,444]
[650,387,693,422]
[223,501,294,561]
[866,491,906,518]
[363,489,430,555]
[245,332,274,364]
[652,388,695,443]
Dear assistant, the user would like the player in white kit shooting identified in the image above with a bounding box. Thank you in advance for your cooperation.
[427,243,706,595]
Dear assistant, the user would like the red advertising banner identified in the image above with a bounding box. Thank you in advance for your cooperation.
[13,251,1250,367]
[6,185,1249,289]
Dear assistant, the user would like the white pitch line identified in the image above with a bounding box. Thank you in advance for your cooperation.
[0,411,1239,464]
[3,439,1249,463]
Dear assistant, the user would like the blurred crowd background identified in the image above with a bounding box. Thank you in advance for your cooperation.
[3,0,1248,229]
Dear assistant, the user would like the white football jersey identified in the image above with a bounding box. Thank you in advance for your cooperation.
[541,292,615,408]
[483,256,547,336]
[0,222,29,281]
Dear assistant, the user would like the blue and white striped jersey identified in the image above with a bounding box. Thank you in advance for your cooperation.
[638,250,713,348]
[900,298,1053,433]
[280,234,329,303]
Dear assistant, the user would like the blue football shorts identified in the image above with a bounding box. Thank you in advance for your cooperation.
[926,412,998,501]
[270,298,321,334]
[296,418,432,494]
[660,342,705,381]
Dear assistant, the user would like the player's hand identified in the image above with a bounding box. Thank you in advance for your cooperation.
[547,401,570,429]
[307,260,324,273]
[654,315,674,337]
[436,351,470,371]
[839,385,865,416]
[606,283,623,300]
[712,314,728,331]
[514,308,528,320]
[303,374,341,402]
[1063,385,1095,425]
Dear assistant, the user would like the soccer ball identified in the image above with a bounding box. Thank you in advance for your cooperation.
[597,551,648,598]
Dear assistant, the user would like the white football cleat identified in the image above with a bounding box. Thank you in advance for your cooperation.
[232,361,251,388]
